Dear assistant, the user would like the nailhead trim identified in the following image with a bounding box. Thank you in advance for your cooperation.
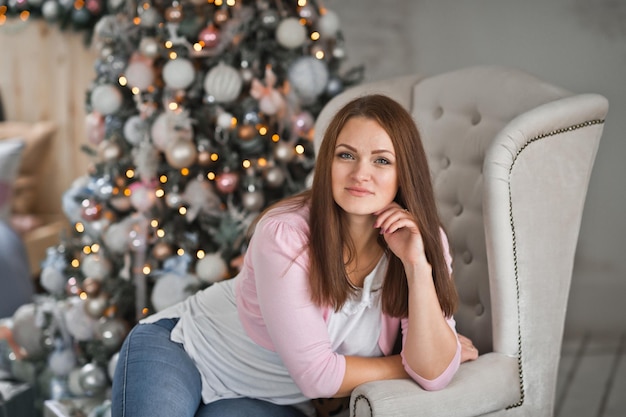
[505,118,604,409]
[352,394,373,416]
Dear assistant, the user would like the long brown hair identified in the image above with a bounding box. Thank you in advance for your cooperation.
[306,94,458,318]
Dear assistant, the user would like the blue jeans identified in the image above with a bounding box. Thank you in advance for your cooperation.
[111,318,307,417]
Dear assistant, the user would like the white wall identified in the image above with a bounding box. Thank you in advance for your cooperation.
[329,0,626,337]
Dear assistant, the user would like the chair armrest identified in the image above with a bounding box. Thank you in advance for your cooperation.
[349,353,519,417]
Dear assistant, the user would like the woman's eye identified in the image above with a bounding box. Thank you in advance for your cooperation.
[375,157,391,165]
[338,152,354,160]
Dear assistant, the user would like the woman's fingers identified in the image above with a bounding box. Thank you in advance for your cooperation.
[458,334,479,362]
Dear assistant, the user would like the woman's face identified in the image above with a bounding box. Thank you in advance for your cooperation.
[331,117,399,218]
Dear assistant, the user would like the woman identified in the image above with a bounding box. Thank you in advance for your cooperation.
[111,94,478,417]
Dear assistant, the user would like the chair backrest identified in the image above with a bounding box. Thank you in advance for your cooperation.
[314,66,606,363]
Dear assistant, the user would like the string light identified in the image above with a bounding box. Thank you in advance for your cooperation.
[159,175,168,183]
[143,265,151,274]
[71,259,80,268]
[179,207,187,215]
[155,189,165,198]
[156,229,165,238]
[126,169,135,178]
[207,172,216,180]
[295,144,305,154]
[177,248,185,256]
[197,250,205,259]
[75,222,85,233]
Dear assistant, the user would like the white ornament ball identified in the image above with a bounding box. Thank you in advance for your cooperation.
[64,298,97,341]
[138,6,161,28]
[108,352,119,380]
[41,0,59,20]
[241,191,265,212]
[139,37,160,58]
[275,17,307,49]
[68,367,86,396]
[195,253,228,283]
[123,115,145,145]
[81,254,113,281]
[151,273,198,312]
[95,317,127,351]
[150,113,171,151]
[90,84,123,115]
[103,221,132,254]
[124,61,154,91]
[78,363,108,396]
[216,111,234,129]
[12,304,45,358]
[40,266,67,295]
[288,57,329,102]
[162,58,196,90]
[317,9,341,38]
[305,170,314,189]
[48,348,77,377]
[203,63,243,103]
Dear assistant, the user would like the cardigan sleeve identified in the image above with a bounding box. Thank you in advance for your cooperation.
[240,211,346,399]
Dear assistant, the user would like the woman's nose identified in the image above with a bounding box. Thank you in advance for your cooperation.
[350,161,371,181]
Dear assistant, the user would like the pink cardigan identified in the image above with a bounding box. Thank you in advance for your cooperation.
[236,205,461,399]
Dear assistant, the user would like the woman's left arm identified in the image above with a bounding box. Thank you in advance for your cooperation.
[375,205,460,390]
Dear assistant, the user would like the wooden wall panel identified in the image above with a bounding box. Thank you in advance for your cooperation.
[0,19,97,215]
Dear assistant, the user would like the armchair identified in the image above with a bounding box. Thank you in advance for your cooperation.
[313,66,608,417]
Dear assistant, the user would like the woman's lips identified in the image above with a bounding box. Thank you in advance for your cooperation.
[345,187,373,197]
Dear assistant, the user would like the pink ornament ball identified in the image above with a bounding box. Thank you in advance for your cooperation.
[215,171,239,194]
[292,111,315,137]
[198,24,221,49]
[129,182,157,212]
[85,112,105,145]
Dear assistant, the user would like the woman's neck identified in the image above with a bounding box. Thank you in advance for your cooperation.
[344,218,384,288]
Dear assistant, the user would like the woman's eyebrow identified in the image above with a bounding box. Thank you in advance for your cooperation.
[335,143,395,156]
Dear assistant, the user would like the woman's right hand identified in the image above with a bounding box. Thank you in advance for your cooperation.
[459,334,479,362]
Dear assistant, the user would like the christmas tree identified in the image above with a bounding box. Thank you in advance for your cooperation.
[0,0,362,414]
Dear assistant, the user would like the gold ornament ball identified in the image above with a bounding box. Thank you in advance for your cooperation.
[214,9,229,25]
[165,5,183,23]
[98,141,122,162]
[197,150,212,166]
[152,242,173,260]
[237,124,256,141]
[82,277,101,297]
[84,296,108,319]
[165,140,198,169]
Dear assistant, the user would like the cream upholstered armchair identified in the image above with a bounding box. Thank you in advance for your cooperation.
[313,66,608,417]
